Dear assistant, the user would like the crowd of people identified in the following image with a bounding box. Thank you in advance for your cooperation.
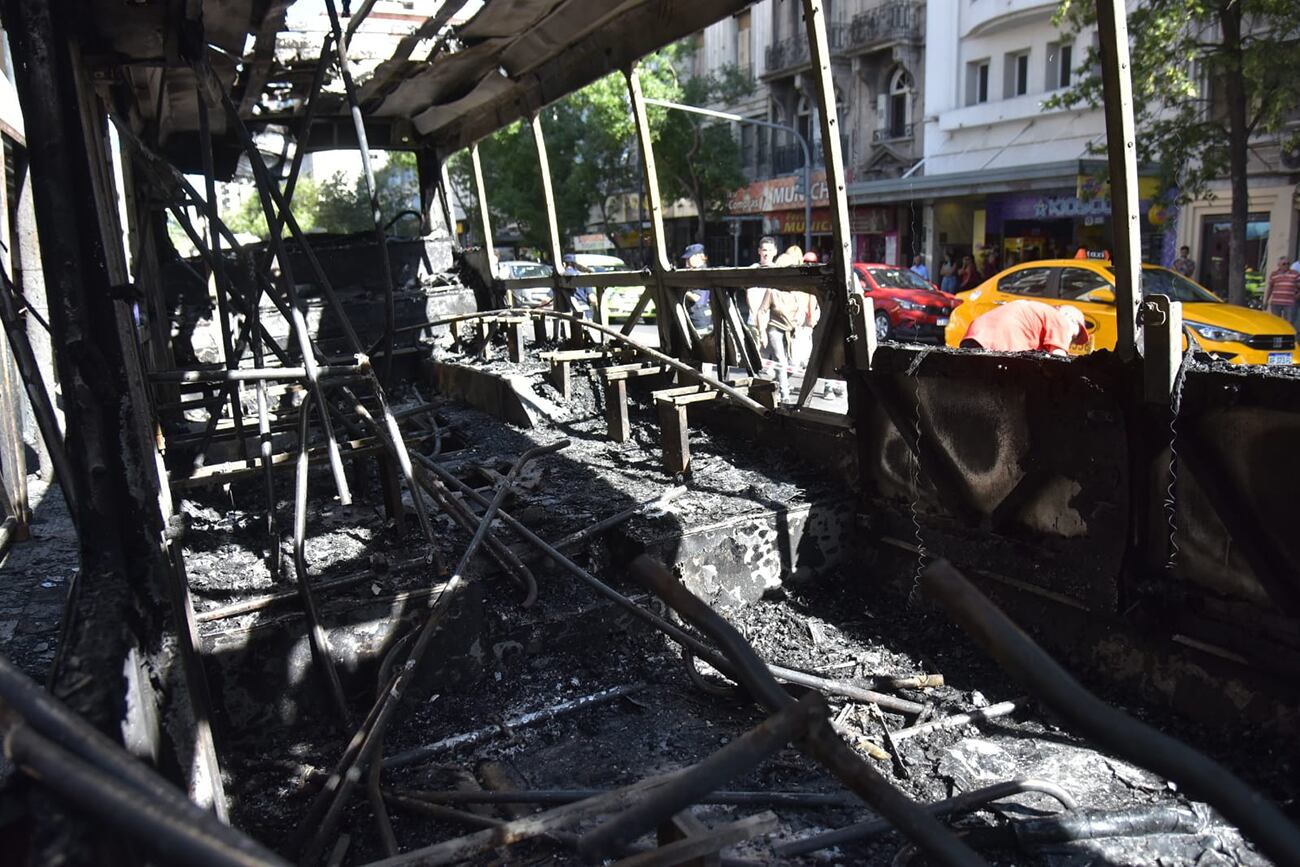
[678,236,828,403]
[936,247,1003,294]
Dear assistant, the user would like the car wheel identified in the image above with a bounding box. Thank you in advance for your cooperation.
[875,311,891,341]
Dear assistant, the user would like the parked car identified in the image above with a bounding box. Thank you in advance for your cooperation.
[945,259,1298,365]
[852,263,961,343]
[579,254,654,322]
[501,260,554,308]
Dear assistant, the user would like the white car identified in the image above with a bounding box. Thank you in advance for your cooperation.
[573,254,653,321]
[501,260,554,307]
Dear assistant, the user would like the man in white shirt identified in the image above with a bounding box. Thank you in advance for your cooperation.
[910,254,929,281]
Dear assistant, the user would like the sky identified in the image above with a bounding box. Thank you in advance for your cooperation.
[285,0,483,31]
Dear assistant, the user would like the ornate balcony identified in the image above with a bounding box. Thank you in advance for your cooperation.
[763,23,849,77]
[872,122,914,144]
[849,0,923,53]
[770,134,853,174]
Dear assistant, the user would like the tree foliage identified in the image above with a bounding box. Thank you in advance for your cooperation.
[218,151,421,240]
[1050,0,1300,302]
[451,40,749,257]
[651,58,752,239]
[1054,0,1298,196]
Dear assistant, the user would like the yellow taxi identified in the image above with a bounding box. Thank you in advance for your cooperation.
[945,258,1298,365]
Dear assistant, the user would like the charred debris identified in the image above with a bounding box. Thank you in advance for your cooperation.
[0,1,1297,866]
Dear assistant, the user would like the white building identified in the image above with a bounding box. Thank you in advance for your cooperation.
[844,0,1157,274]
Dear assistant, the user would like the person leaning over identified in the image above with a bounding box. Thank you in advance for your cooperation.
[1265,256,1299,325]
[680,243,712,334]
[959,299,1090,356]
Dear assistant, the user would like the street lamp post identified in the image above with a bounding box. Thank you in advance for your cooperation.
[642,97,814,255]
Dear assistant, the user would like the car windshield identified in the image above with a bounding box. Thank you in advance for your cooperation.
[589,263,627,273]
[1103,267,1222,303]
[866,267,934,291]
[1139,268,1221,303]
[509,263,551,279]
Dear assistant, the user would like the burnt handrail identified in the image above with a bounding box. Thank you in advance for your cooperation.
[0,656,287,867]
[627,555,987,867]
[380,308,770,417]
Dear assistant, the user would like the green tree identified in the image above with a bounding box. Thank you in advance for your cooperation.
[652,59,751,241]
[220,176,322,239]
[313,152,422,235]
[451,40,748,257]
[1051,0,1300,305]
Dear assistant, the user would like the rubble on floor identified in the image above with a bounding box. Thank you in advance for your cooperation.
[146,344,1290,864]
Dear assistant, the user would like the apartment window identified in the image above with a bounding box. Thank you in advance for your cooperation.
[1004,50,1030,98]
[1200,60,1230,125]
[966,60,990,106]
[888,67,912,139]
[1046,41,1073,90]
[735,10,752,79]
[740,124,756,170]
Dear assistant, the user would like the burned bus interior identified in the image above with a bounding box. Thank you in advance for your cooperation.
[0,0,1296,865]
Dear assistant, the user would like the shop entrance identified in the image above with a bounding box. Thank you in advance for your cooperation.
[1199,213,1270,298]
[1002,219,1075,263]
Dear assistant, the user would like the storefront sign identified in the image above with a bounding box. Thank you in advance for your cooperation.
[769,208,834,235]
[572,233,614,251]
[1076,174,1161,203]
[729,171,829,214]
[989,188,1161,226]
[1034,196,1111,218]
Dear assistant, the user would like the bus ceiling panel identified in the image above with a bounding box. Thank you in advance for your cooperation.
[369,37,512,119]
[497,0,649,78]
[412,73,514,136]
[456,0,569,42]
[82,0,265,64]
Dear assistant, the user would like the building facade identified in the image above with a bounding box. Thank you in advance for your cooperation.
[695,0,927,266]
[679,0,1298,282]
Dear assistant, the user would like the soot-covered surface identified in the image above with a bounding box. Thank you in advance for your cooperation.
[165,348,1286,865]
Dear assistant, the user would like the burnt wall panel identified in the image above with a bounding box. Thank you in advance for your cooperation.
[1173,365,1300,621]
[856,346,1130,611]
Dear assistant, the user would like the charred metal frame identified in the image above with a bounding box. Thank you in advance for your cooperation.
[1,0,1297,865]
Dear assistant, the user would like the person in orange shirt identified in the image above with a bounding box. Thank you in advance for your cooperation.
[960,299,1090,356]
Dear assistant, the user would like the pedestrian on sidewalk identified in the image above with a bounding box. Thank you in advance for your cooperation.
[743,235,779,326]
[1171,246,1196,278]
[756,248,811,402]
[1265,256,1298,326]
[958,254,979,291]
[681,243,712,334]
[939,250,959,293]
[910,254,929,281]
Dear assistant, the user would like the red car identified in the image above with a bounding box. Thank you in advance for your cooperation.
[853,263,961,343]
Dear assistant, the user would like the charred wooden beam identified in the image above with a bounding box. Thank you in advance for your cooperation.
[2,0,210,853]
